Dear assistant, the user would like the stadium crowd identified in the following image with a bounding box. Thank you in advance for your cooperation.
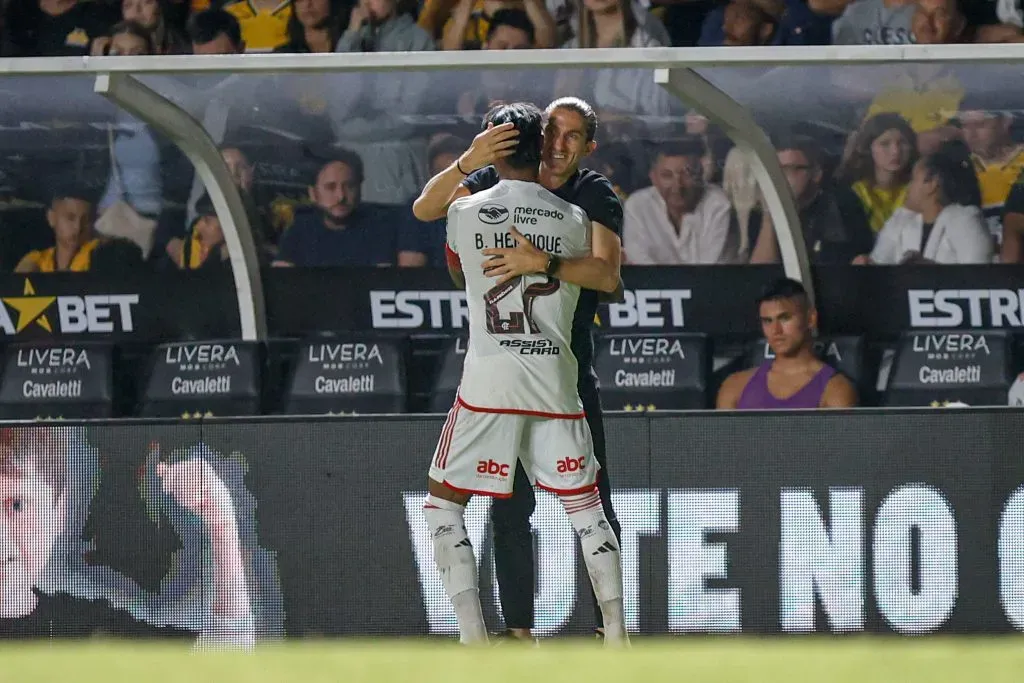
[1,0,1024,274]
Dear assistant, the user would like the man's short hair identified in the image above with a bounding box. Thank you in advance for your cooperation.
[773,135,823,170]
[545,97,598,143]
[0,428,67,505]
[654,136,707,165]
[757,277,810,310]
[187,9,242,47]
[486,9,535,45]
[307,148,365,187]
[484,102,543,171]
[50,183,94,207]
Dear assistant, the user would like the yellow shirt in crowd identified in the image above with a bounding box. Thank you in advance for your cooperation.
[866,72,964,133]
[973,146,1024,243]
[223,0,293,52]
[21,239,100,272]
[418,0,491,47]
[851,181,907,234]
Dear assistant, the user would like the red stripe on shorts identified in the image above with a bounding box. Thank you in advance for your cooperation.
[437,401,461,471]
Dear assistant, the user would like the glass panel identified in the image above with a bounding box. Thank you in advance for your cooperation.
[695,61,1024,266]
[129,62,1024,272]
[0,74,238,345]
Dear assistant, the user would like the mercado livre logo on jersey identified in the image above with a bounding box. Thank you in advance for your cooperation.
[478,204,509,225]
[0,279,140,336]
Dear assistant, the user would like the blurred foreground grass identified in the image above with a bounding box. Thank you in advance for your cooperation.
[2,636,1022,683]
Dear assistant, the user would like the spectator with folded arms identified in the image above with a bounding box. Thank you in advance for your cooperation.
[853,140,993,265]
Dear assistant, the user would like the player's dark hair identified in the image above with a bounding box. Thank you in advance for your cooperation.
[757,278,810,311]
[187,9,242,48]
[919,139,981,208]
[773,134,822,170]
[545,97,598,143]
[486,9,535,45]
[484,102,543,171]
[655,136,707,164]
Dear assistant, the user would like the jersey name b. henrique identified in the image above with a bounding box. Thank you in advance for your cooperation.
[447,179,592,417]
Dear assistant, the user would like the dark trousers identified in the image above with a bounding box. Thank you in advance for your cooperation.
[490,390,621,630]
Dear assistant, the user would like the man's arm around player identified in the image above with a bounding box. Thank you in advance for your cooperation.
[482,225,622,294]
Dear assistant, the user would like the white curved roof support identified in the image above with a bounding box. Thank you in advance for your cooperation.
[654,68,814,305]
[94,72,267,341]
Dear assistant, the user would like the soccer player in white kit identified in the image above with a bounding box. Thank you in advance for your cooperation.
[422,102,628,647]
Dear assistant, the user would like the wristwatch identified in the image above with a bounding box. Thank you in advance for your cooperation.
[544,254,561,277]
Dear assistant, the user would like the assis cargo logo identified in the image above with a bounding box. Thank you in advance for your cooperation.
[0,279,139,336]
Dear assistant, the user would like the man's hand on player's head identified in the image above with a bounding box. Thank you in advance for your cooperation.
[481,226,547,283]
[460,122,519,173]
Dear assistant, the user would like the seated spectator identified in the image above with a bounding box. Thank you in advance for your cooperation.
[15,188,99,273]
[92,0,188,55]
[839,113,917,234]
[721,145,759,257]
[332,0,433,205]
[832,0,914,45]
[221,0,292,51]
[959,105,1024,247]
[337,0,434,51]
[160,146,263,267]
[272,151,403,267]
[94,25,163,259]
[863,65,963,156]
[699,0,833,46]
[555,0,674,125]
[561,0,664,47]
[1001,172,1024,263]
[90,19,155,56]
[402,135,464,267]
[440,0,555,48]
[623,137,737,265]
[854,140,993,265]
[914,0,1024,42]
[455,10,552,117]
[188,8,245,53]
[717,278,858,410]
[751,136,874,265]
[3,0,117,56]
[274,0,348,52]
[178,195,242,270]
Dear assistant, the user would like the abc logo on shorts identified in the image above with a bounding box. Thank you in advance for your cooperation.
[477,459,510,477]
[557,456,585,473]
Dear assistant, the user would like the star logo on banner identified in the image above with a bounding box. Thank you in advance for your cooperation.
[2,280,55,333]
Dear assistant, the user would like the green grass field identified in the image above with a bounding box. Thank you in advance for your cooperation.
[3,638,1023,682]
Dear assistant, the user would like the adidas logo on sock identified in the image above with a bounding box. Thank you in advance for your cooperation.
[592,541,618,555]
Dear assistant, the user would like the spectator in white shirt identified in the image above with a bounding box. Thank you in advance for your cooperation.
[623,137,737,264]
[854,140,993,265]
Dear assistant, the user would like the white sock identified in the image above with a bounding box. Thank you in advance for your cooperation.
[561,488,629,645]
[423,494,488,645]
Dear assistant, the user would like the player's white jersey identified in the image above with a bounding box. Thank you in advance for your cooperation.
[447,179,592,416]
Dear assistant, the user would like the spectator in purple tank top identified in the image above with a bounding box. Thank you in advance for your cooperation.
[716,278,859,410]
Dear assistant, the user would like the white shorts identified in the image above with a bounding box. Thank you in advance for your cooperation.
[428,398,599,498]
